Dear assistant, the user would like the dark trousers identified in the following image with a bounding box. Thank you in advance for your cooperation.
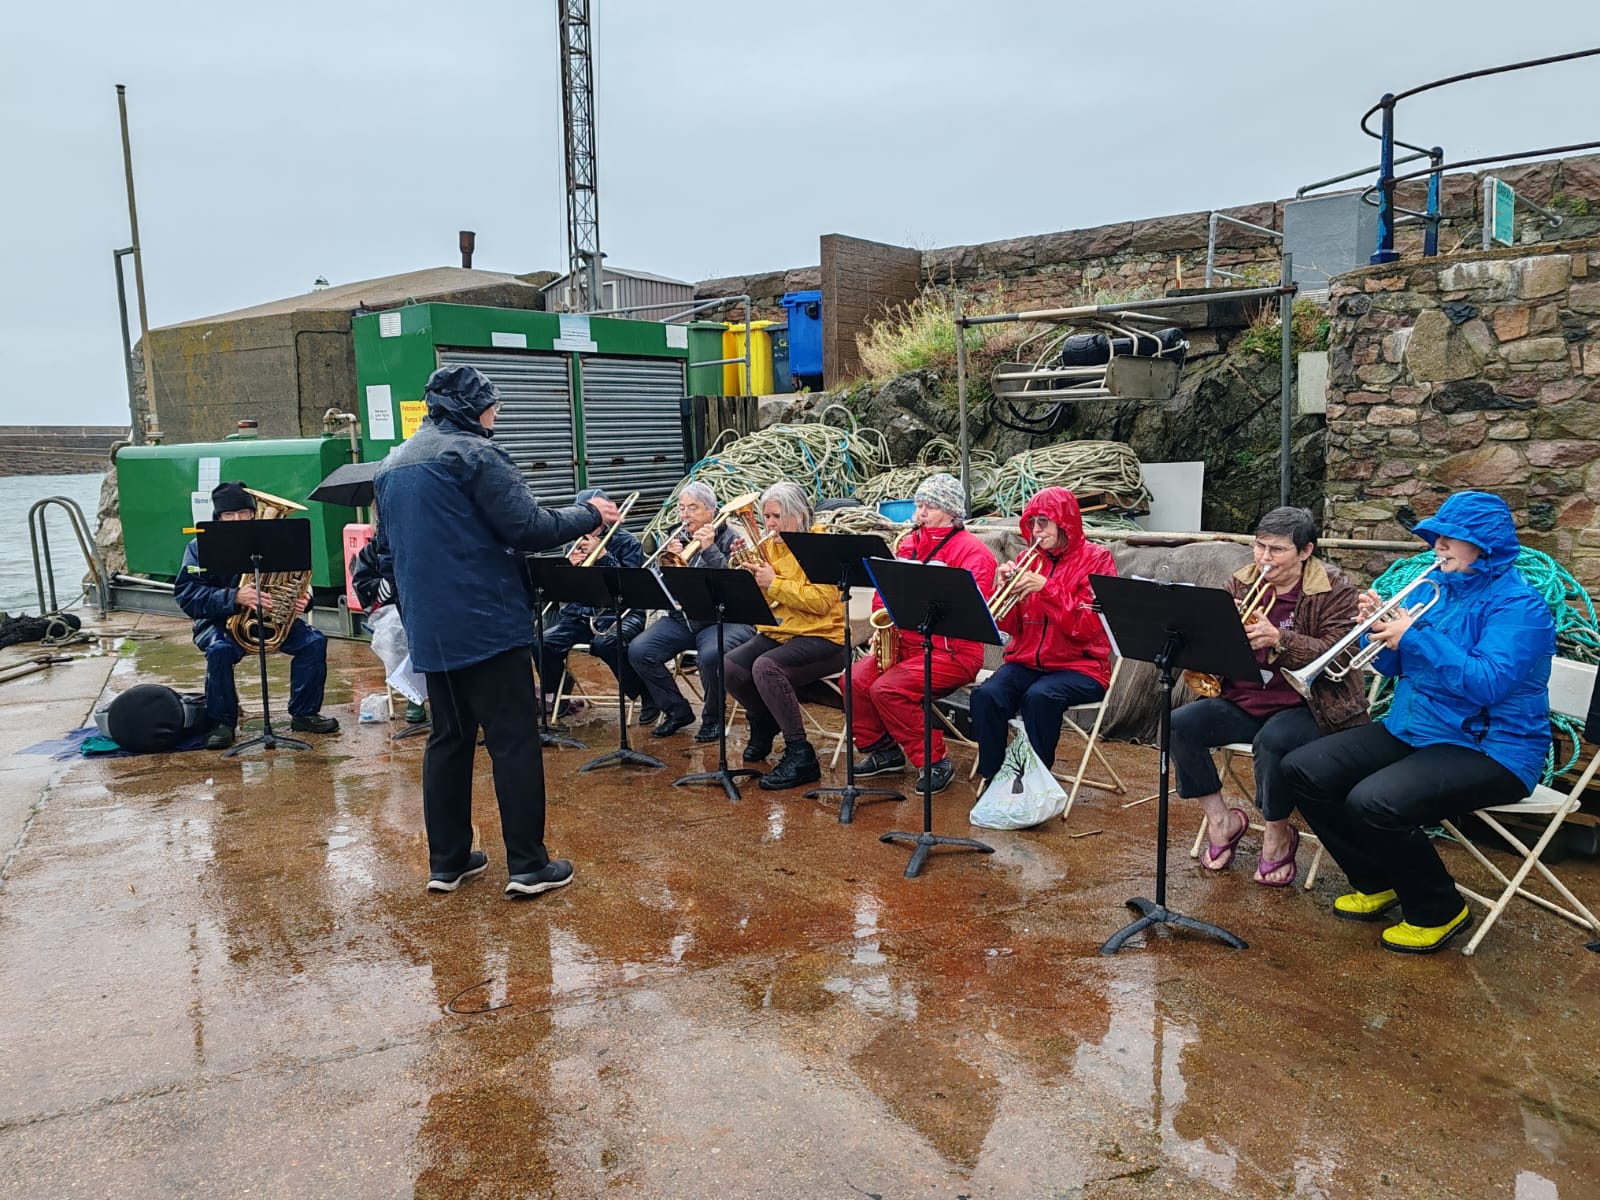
[724,633,848,745]
[1281,722,1526,926]
[1169,698,1322,822]
[423,646,550,878]
[971,663,1105,780]
[628,613,756,722]
[196,620,327,728]
[536,613,643,700]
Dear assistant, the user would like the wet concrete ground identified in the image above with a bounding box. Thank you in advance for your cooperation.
[1,615,1597,1199]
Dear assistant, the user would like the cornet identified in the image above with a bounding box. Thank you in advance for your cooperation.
[1284,566,1441,698]
[1183,565,1278,699]
[990,536,1047,623]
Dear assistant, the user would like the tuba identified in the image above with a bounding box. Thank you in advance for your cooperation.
[225,489,314,653]
[1182,564,1277,699]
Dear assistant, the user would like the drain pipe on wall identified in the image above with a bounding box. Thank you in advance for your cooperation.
[1280,252,1295,508]
[323,409,369,524]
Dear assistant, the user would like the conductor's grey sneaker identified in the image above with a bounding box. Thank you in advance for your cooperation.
[427,850,489,893]
[505,859,575,898]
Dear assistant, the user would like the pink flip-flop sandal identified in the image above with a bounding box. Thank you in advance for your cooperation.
[1201,806,1249,871]
[1254,825,1301,888]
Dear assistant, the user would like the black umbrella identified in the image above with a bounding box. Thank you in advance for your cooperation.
[309,460,381,508]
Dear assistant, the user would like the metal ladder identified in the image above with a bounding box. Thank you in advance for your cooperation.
[28,496,109,616]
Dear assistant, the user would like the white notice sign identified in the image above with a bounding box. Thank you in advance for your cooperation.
[378,312,402,338]
[191,491,212,527]
[491,331,528,349]
[198,456,221,493]
[553,313,597,351]
[367,384,396,440]
[665,324,688,350]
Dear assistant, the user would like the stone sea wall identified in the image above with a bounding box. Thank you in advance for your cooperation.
[1323,239,1600,587]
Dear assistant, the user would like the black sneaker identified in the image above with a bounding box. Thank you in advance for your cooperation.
[759,742,821,791]
[205,723,236,751]
[290,713,340,734]
[506,859,575,898]
[427,849,489,893]
[916,759,955,794]
[651,707,695,738]
[853,745,908,777]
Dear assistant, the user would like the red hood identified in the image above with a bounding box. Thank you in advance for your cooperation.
[1020,487,1085,556]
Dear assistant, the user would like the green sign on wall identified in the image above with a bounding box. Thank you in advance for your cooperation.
[1487,177,1516,247]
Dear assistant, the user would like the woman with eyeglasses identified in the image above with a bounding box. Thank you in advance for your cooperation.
[1170,506,1369,887]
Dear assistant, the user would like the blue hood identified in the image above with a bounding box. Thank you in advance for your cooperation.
[424,364,498,437]
[1411,491,1522,581]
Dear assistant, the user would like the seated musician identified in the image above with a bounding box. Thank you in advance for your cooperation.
[850,472,997,795]
[971,487,1116,793]
[535,487,653,723]
[628,481,756,742]
[1170,506,1367,885]
[723,480,847,790]
[174,481,339,750]
[1281,490,1554,953]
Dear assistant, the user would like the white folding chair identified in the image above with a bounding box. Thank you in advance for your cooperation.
[1442,657,1600,956]
[1188,744,1327,889]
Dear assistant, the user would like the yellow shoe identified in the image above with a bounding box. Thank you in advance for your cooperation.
[1333,889,1400,922]
[1381,906,1473,955]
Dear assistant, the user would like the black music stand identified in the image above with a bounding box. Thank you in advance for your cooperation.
[195,517,313,757]
[661,567,776,801]
[525,555,587,750]
[782,531,904,823]
[865,557,1002,879]
[1089,574,1260,955]
[554,563,674,773]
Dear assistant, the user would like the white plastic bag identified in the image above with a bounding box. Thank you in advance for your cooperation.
[968,720,1068,829]
[368,606,426,704]
[358,694,389,723]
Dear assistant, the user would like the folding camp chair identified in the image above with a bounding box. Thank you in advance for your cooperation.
[1443,657,1600,956]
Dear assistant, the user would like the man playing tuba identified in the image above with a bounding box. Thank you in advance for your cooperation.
[174,481,339,751]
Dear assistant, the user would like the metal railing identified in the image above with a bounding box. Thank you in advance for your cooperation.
[588,293,755,396]
[1363,47,1600,264]
[29,496,109,616]
[1203,211,1284,287]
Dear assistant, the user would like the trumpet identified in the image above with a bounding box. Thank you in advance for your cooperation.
[1284,566,1441,698]
[989,536,1047,623]
[1182,565,1278,699]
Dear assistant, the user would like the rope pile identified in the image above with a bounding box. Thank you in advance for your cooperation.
[852,437,1002,509]
[640,404,890,544]
[982,441,1150,517]
[1367,548,1600,784]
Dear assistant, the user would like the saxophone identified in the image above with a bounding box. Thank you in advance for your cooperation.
[225,489,314,653]
[868,527,913,672]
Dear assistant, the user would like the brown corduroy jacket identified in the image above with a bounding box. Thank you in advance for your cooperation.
[1228,555,1370,733]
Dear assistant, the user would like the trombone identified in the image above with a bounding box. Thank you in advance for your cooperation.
[1284,565,1441,698]
[577,491,640,566]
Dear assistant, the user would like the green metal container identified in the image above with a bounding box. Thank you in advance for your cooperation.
[352,302,695,516]
[117,437,357,588]
[686,321,726,396]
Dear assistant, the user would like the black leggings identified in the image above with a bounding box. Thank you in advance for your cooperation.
[1169,698,1322,822]
[723,634,847,744]
[1281,722,1525,926]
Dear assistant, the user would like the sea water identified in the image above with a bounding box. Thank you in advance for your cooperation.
[0,472,107,614]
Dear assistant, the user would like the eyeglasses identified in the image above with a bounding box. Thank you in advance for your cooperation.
[1253,540,1298,557]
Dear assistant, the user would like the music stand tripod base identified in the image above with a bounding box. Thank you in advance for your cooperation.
[1099,898,1249,954]
[225,726,312,757]
[391,721,430,742]
[878,829,995,880]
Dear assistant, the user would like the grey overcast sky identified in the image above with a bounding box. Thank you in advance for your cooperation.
[2,1,1596,425]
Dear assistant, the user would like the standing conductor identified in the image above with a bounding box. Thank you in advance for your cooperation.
[375,364,618,898]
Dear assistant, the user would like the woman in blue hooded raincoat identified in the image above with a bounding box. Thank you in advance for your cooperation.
[1281,490,1555,954]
